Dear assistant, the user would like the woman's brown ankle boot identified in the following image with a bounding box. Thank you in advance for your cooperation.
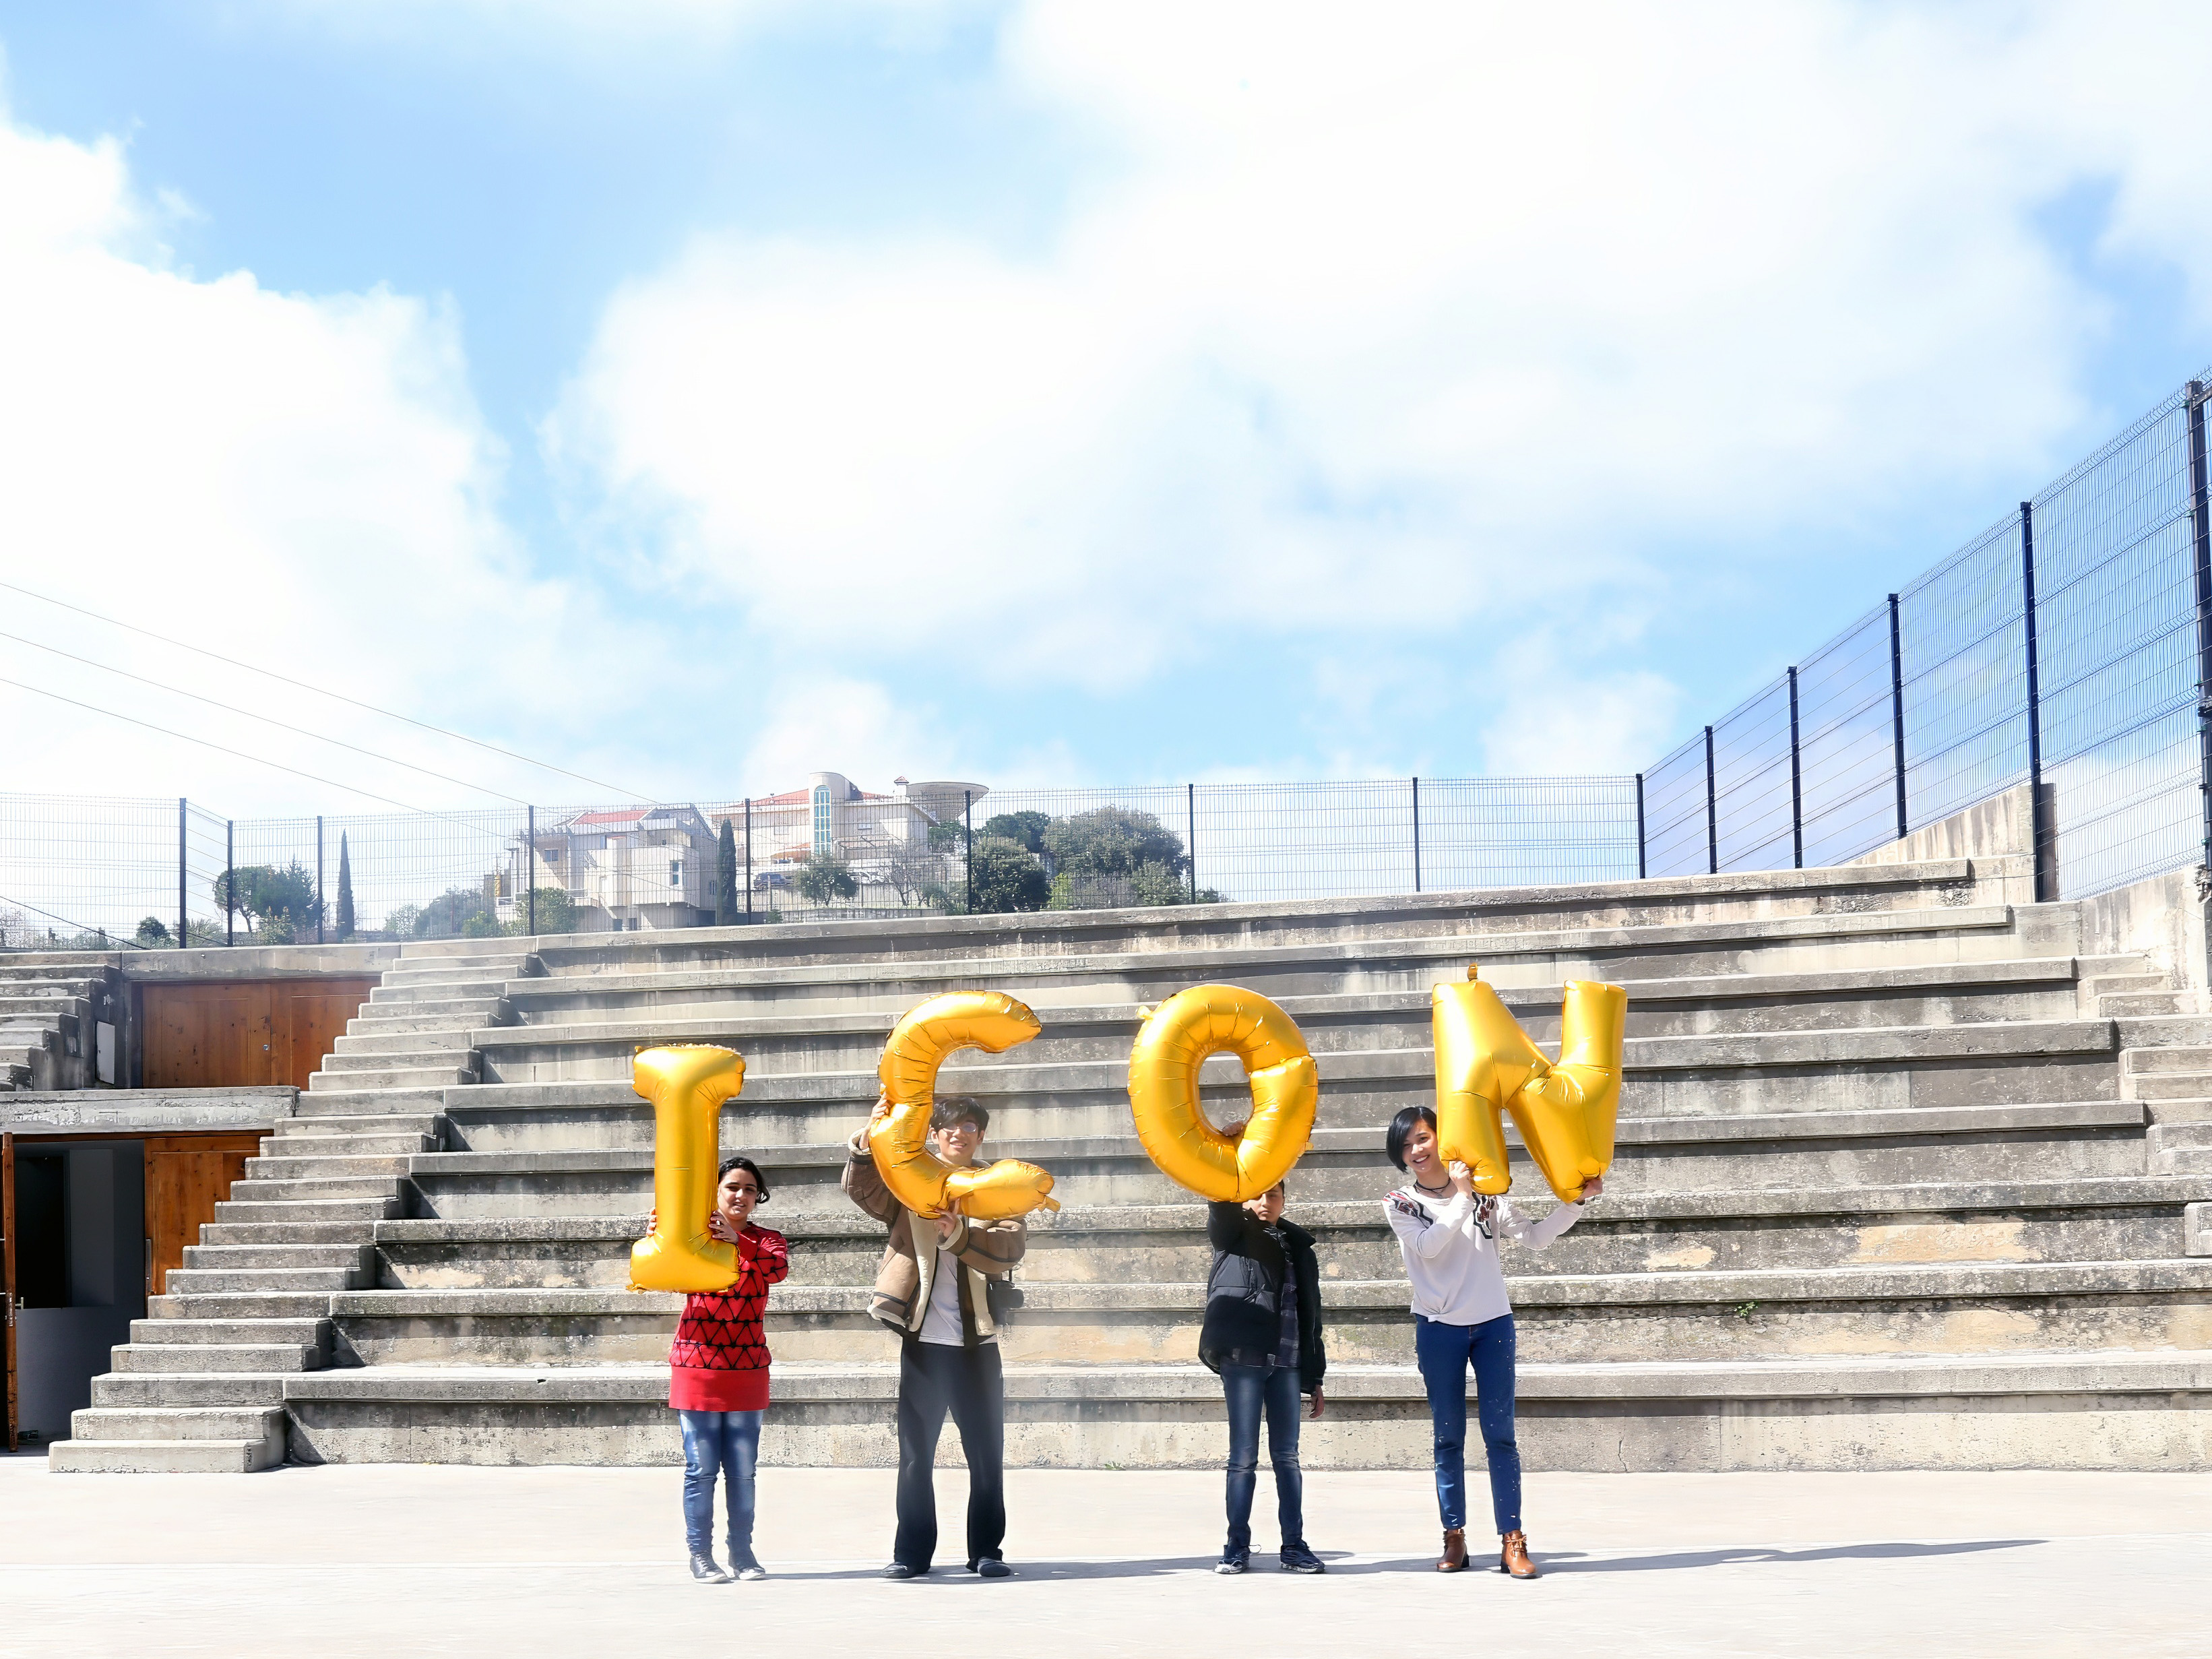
[1436,1528,1467,1572]
[1499,1530,1539,1579]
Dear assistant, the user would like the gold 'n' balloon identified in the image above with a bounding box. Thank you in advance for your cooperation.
[628,1044,748,1293]
[871,991,1061,1219]
[1433,967,1625,1202]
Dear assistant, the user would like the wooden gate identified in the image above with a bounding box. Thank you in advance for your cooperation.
[141,979,376,1091]
[144,1133,263,1296]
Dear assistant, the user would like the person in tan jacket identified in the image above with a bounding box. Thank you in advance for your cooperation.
[843,1090,1027,1579]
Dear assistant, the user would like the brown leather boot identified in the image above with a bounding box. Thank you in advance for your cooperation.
[1436,1528,1467,1572]
[1499,1530,1539,1579]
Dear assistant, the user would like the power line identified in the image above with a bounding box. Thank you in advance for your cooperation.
[0,889,152,949]
[0,628,530,805]
[0,577,656,803]
[0,672,510,834]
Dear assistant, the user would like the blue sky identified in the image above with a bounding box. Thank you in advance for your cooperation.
[5,1,2212,815]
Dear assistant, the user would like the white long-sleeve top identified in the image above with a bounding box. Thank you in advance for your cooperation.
[1384,1185,1587,1327]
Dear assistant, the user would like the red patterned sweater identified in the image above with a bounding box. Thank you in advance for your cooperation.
[668,1224,789,1413]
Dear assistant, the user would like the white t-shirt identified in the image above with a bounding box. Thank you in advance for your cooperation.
[918,1242,997,1347]
[1384,1185,1585,1327]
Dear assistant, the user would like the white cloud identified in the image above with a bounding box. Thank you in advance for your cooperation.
[546,0,2212,775]
[734,674,956,793]
[0,102,628,822]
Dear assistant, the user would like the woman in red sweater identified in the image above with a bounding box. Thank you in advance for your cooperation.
[666,1155,789,1583]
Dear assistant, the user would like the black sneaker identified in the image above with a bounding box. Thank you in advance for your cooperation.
[881,1562,924,1579]
[730,1553,769,1582]
[690,1551,731,1584]
[1215,1551,1249,1575]
[1279,1544,1326,1573]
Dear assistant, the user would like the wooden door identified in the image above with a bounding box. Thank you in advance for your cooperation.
[143,1134,263,1297]
[3,1133,16,1453]
[274,979,377,1091]
[142,984,276,1087]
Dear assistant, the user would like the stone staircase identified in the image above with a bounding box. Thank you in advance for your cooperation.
[57,857,2212,1471]
[0,960,114,1090]
[53,943,535,1471]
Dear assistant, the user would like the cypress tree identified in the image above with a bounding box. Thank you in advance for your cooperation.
[715,818,738,926]
[335,833,356,941]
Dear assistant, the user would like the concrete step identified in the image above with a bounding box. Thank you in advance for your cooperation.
[92,1371,290,1407]
[331,1028,481,1057]
[212,1196,400,1225]
[296,1087,451,1115]
[111,1343,321,1374]
[2126,1045,2212,1072]
[350,999,509,1032]
[199,1221,387,1247]
[163,1266,359,1294]
[131,1316,328,1344]
[2131,1072,2212,1102]
[277,1114,441,1139]
[262,1131,438,1158]
[47,1436,280,1474]
[279,1350,2212,1470]
[68,1404,286,1444]
[2143,1098,2212,1125]
[243,1154,414,1181]
[371,1177,2207,1292]
[183,1243,373,1272]
[307,1065,474,1092]
[226,1176,404,1203]
[2102,993,2193,1017]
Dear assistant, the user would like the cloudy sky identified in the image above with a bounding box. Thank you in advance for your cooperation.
[5,0,2212,816]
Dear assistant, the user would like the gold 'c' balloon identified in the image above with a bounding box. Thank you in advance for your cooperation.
[1431,968,1626,1203]
[629,1044,747,1293]
[1127,984,1318,1202]
[872,991,1060,1220]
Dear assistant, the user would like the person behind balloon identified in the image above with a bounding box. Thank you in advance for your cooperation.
[1383,1104,1600,1579]
[843,1091,1027,1579]
[653,1155,790,1584]
[1197,1148,1327,1576]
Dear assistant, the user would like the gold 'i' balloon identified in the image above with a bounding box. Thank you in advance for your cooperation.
[1431,966,1626,1203]
[1127,984,1318,1202]
[629,1044,748,1293]
[873,991,1060,1220]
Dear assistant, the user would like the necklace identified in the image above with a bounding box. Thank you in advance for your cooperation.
[1413,1175,1452,1195]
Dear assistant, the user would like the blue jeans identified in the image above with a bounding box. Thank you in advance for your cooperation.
[1222,1363,1304,1555]
[679,1409,762,1558]
[1414,1313,1521,1535]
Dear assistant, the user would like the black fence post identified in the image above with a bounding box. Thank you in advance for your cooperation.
[2189,381,2212,882]
[1788,666,1804,869]
[1634,774,1647,879]
[527,806,538,937]
[177,797,187,949]
[1411,777,1422,894]
[1187,783,1197,902]
[964,790,974,912]
[316,815,325,945]
[1889,593,1909,842]
[1703,727,1718,875]
[2021,500,2050,902]
[744,799,753,918]
[225,819,234,946]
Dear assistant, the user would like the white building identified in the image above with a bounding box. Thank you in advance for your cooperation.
[709,772,988,908]
[516,802,718,931]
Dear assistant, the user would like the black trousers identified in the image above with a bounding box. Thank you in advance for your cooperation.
[894,1338,1006,1569]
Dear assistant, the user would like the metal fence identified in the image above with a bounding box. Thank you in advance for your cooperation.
[0,776,1641,947]
[1641,373,2212,901]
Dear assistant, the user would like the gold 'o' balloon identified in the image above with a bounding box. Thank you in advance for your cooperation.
[629,1044,747,1293]
[1127,984,1318,1202]
[1432,968,1626,1203]
[872,991,1061,1220]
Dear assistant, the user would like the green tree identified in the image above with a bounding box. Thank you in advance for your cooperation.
[135,915,170,947]
[414,885,492,939]
[505,887,577,936]
[792,851,860,906]
[383,903,423,939]
[926,819,966,850]
[334,833,356,941]
[212,862,324,941]
[715,819,738,926]
[1042,805,1189,882]
[968,835,1050,913]
[980,811,1050,854]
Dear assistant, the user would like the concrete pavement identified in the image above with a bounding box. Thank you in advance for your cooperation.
[5,1455,2209,1657]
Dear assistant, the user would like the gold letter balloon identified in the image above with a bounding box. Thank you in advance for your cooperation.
[872,991,1061,1219]
[1127,984,1318,1202]
[629,1044,748,1293]
[1431,968,1626,1203]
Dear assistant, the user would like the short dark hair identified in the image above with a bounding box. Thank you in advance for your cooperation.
[930,1095,989,1135]
[1385,1105,1437,1172]
[717,1154,770,1203]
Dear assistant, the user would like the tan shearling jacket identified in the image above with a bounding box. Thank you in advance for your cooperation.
[842,1128,1027,1344]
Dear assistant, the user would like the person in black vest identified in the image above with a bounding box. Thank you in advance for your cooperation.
[1198,1152,1327,1575]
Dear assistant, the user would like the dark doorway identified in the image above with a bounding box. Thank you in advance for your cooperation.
[13,1154,67,1310]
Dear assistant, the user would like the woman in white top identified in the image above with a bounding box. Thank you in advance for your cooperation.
[1383,1104,1600,1579]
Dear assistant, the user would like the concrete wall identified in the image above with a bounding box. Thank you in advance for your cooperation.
[15,1141,145,1443]
[1852,782,2039,906]
[0,1089,294,1134]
